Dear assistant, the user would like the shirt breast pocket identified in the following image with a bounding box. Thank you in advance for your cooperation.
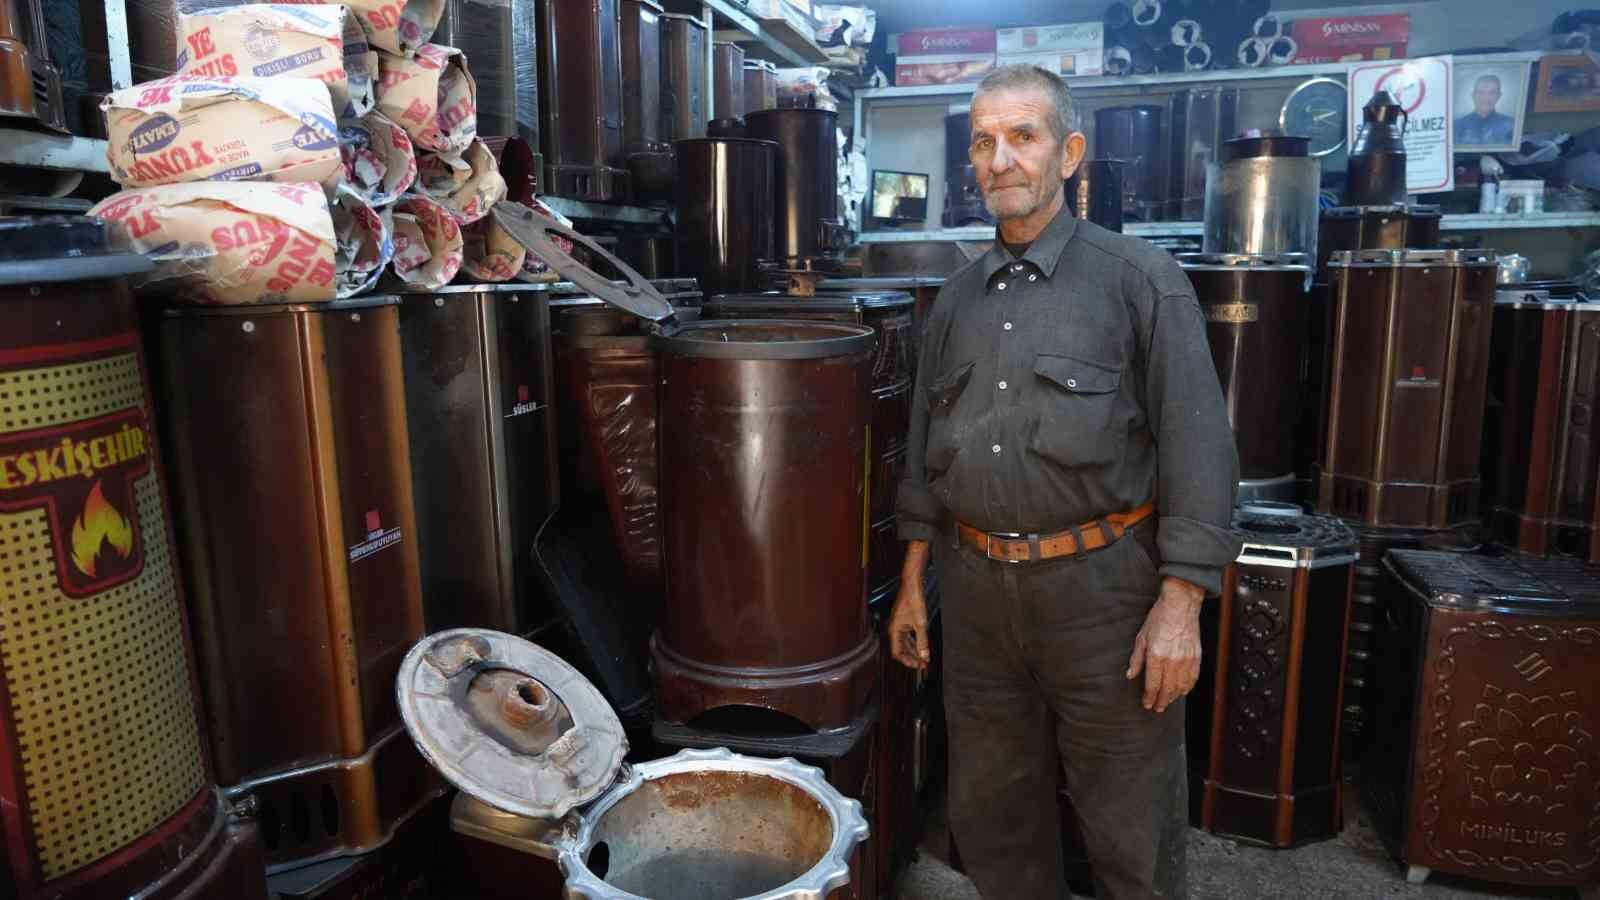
[1030,353,1125,468]
[924,361,974,476]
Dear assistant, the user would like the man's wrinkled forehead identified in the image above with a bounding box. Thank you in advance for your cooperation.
[970,88,1056,138]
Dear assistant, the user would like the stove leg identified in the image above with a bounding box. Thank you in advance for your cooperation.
[1405,866,1431,885]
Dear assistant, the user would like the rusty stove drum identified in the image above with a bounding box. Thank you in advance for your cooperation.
[399,283,559,634]
[702,291,916,606]
[398,629,870,899]
[1363,551,1600,890]
[157,296,438,871]
[652,320,877,732]
[1192,505,1357,849]
[1178,254,1312,503]
[1482,283,1600,562]
[1319,249,1498,530]
[0,217,267,899]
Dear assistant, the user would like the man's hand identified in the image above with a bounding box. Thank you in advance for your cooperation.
[889,540,932,671]
[1125,576,1206,713]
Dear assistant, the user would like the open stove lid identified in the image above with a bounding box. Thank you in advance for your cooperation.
[396,629,629,821]
[491,202,675,325]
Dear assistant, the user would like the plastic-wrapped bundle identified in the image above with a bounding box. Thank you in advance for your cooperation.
[175,4,376,118]
[416,139,507,223]
[333,184,394,297]
[103,75,341,189]
[340,110,418,206]
[386,193,463,289]
[377,43,477,154]
[89,181,337,303]
[433,0,539,144]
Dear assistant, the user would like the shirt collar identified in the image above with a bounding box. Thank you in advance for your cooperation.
[981,203,1079,283]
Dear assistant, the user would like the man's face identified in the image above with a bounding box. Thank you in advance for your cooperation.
[970,87,1084,221]
[1473,79,1501,116]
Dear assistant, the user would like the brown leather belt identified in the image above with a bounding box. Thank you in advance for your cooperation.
[957,502,1156,564]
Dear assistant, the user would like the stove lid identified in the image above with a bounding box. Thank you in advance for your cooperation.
[396,629,628,821]
[1231,509,1356,569]
[491,202,675,325]
[1385,551,1600,614]
[0,216,152,286]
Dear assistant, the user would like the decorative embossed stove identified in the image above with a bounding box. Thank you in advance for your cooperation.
[1364,551,1600,890]
[1193,506,1357,848]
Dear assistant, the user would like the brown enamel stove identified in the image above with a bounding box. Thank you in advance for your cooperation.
[652,320,878,732]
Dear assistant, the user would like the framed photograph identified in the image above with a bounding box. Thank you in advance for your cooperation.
[1533,52,1600,113]
[1453,61,1530,151]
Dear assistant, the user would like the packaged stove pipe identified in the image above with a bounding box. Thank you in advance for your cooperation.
[377,43,477,155]
[176,4,376,118]
[417,138,508,224]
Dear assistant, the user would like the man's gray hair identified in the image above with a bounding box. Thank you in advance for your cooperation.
[973,64,1077,141]
[1474,73,1503,91]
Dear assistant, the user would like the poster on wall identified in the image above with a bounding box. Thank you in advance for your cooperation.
[1453,60,1530,151]
[1348,55,1454,194]
[1533,52,1600,113]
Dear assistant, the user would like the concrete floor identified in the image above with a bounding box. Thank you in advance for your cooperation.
[895,781,1583,900]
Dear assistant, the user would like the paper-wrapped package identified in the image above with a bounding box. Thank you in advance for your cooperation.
[89,181,337,304]
[387,194,462,289]
[460,215,525,282]
[416,139,505,223]
[333,185,393,297]
[340,110,417,206]
[376,44,476,154]
[103,75,341,188]
[341,0,444,56]
[176,5,376,118]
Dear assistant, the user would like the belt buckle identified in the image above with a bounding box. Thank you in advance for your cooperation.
[986,531,1026,564]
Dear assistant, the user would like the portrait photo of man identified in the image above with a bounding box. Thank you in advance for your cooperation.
[1454,63,1530,151]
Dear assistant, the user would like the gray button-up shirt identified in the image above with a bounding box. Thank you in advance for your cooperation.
[896,207,1242,594]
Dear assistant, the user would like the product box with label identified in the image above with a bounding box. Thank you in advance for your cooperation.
[1290,13,1409,64]
[896,26,996,86]
[997,22,1103,76]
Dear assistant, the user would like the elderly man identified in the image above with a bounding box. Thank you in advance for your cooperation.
[889,65,1240,899]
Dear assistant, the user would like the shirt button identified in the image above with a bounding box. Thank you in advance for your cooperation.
[1067,378,1078,388]
[1003,322,1014,331]
[997,282,1008,291]
[998,380,1008,390]
[1012,264,1023,272]
[1029,274,1038,282]
[991,444,1002,454]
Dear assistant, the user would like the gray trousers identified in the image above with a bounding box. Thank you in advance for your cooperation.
[939,522,1189,900]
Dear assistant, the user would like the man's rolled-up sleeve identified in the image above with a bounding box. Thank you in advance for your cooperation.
[1143,290,1242,595]
[897,308,945,543]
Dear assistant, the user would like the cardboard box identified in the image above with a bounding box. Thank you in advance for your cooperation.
[997,22,1101,55]
[1290,13,1409,64]
[895,26,995,86]
[999,49,1103,77]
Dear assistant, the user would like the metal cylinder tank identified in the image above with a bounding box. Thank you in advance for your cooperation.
[1202,134,1320,258]
[536,0,627,201]
[660,13,708,142]
[158,296,439,870]
[1093,104,1166,222]
[398,283,559,634]
[1320,249,1499,530]
[1316,205,1442,276]
[744,59,777,114]
[712,41,745,125]
[1066,159,1125,232]
[744,108,847,269]
[673,137,777,297]
[1179,254,1312,496]
[0,217,269,900]
[652,320,877,732]
[620,0,664,153]
[703,291,917,606]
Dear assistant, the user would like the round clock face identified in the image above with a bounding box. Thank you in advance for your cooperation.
[1281,78,1349,158]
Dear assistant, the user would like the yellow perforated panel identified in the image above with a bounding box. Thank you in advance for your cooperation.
[0,350,207,880]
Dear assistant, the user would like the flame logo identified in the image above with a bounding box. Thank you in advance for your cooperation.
[70,480,135,578]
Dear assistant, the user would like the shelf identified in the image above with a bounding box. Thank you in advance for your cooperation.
[0,129,110,173]
[749,15,827,65]
[856,51,1545,102]
[858,211,1600,244]
[699,0,758,37]
[538,197,670,226]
